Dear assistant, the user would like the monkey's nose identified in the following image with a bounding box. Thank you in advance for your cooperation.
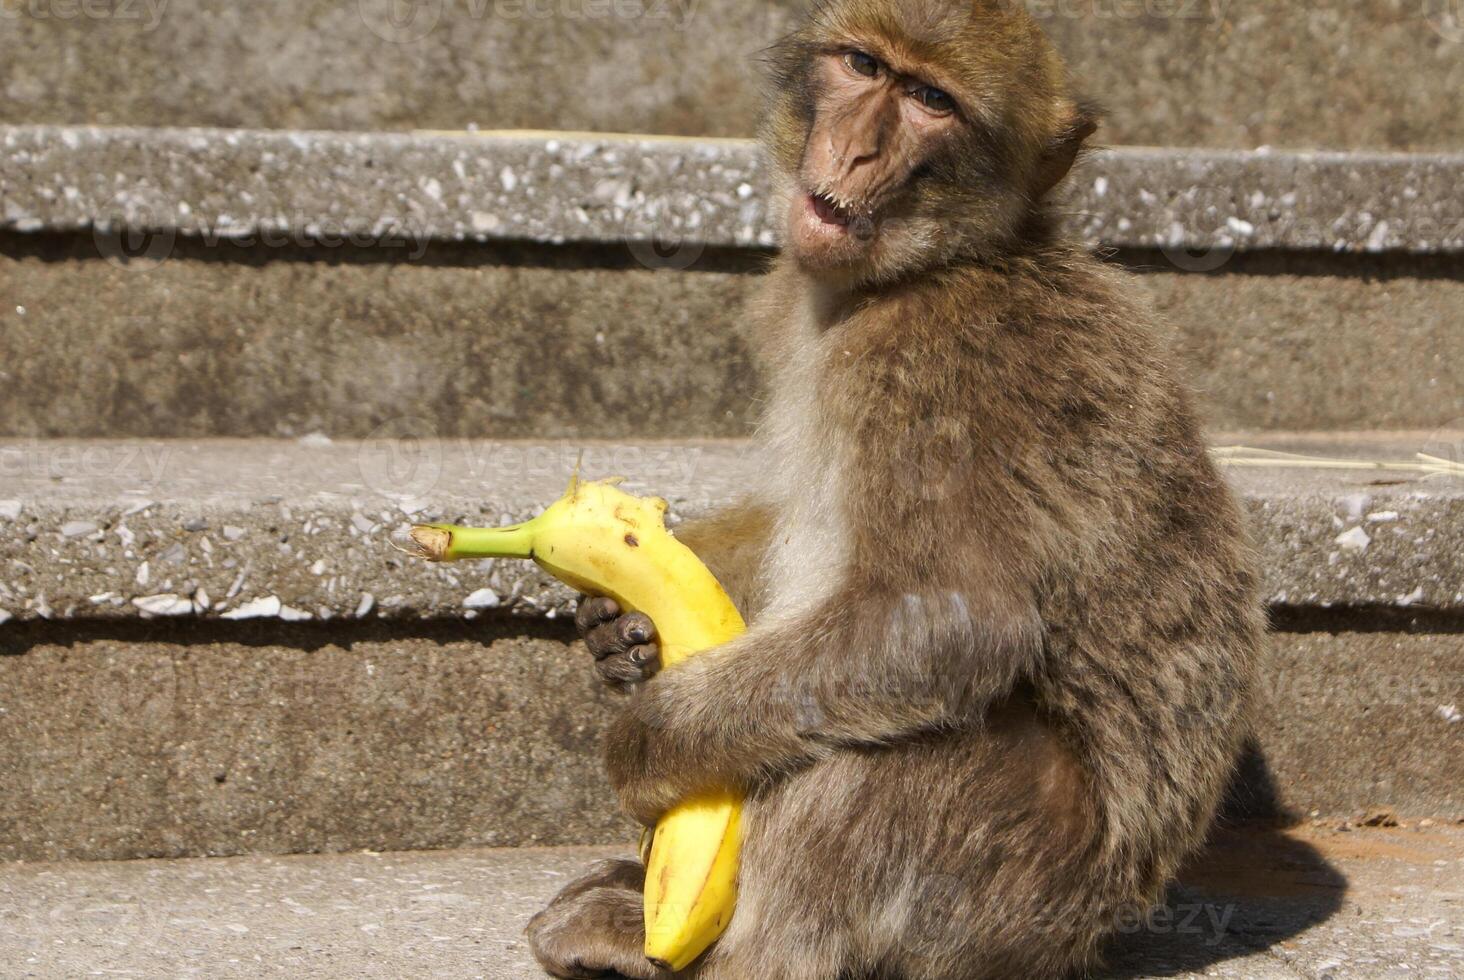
[830,131,879,176]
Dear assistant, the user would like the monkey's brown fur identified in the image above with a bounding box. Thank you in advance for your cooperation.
[529,1,1263,977]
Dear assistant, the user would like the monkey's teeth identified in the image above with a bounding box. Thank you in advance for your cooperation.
[810,192,851,227]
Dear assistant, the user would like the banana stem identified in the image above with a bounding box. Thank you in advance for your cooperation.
[408,520,538,562]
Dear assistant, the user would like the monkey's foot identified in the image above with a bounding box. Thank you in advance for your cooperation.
[527,859,665,980]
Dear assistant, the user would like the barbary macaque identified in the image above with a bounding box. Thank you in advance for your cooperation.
[528,0,1262,976]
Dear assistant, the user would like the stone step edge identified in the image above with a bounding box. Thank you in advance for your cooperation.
[0,434,1460,625]
[3,126,1462,255]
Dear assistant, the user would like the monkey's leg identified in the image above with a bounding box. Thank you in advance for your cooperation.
[675,785,867,980]
[527,858,669,980]
[534,856,845,980]
[692,703,1105,980]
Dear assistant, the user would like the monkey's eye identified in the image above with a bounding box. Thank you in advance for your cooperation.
[913,85,955,115]
[844,50,879,78]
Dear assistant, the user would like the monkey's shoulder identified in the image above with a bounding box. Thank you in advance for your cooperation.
[833,253,1173,404]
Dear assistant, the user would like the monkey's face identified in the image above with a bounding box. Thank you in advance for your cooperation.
[785,48,966,277]
[767,0,1089,284]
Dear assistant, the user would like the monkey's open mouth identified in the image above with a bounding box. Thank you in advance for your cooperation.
[809,192,851,228]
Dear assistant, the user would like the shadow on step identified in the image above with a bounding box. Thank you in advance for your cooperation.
[0,614,577,657]
[1101,744,1347,978]
[0,228,775,275]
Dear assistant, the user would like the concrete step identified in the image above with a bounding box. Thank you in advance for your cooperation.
[0,2,1461,154]
[8,128,1463,254]
[3,616,1461,863]
[0,436,1460,861]
[3,233,1458,439]
[2,826,1462,979]
[0,434,1461,625]
[2,129,1462,439]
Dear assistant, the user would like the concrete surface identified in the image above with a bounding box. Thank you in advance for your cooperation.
[1251,632,1464,822]
[0,234,768,441]
[1,1,1462,153]
[0,621,639,862]
[0,619,1458,861]
[1135,261,1464,433]
[3,235,1460,438]
[0,435,1461,625]
[1,128,776,251]
[5,128,1464,253]
[1,826,1461,978]
[0,438,752,624]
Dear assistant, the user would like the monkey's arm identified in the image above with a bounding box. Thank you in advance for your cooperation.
[606,582,1043,825]
[672,499,775,620]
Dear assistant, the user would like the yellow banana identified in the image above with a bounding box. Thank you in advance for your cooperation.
[403,476,745,972]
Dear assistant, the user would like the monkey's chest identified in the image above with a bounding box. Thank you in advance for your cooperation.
[758,388,851,620]
[762,487,847,620]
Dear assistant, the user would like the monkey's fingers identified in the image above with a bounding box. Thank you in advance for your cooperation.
[596,644,661,687]
[585,612,657,661]
[574,595,621,635]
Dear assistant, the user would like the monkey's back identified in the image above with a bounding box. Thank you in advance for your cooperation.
[766,245,1265,939]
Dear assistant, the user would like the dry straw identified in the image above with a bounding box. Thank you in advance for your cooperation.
[1211,446,1464,477]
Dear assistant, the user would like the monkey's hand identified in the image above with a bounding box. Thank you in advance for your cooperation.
[603,635,836,826]
[575,596,661,690]
[604,587,1045,826]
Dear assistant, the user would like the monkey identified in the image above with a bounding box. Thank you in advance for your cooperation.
[527,0,1263,977]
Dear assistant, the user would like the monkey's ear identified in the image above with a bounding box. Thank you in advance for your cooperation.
[1031,98,1103,199]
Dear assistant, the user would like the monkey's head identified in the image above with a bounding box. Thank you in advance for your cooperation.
[765,0,1098,284]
